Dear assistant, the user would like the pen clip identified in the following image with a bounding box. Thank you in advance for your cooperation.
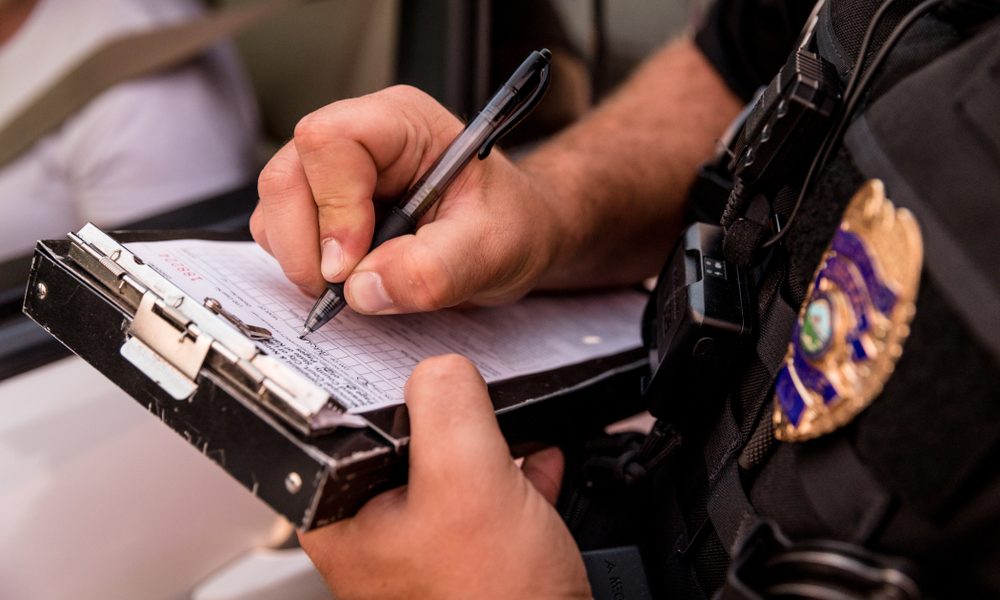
[477,57,552,160]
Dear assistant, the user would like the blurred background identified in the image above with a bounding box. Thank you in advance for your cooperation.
[0,1,696,597]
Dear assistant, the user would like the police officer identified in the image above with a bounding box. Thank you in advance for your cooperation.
[250,0,1000,596]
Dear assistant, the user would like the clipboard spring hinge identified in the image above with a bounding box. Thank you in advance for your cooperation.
[67,231,149,307]
[121,290,353,433]
[121,291,212,401]
[65,224,364,434]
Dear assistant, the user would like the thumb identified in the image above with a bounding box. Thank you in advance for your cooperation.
[343,161,552,315]
[521,447,565,505]
[345,214,514,314]
[403,354,513,502]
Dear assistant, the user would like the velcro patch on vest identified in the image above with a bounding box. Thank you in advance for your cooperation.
[774,179,923,442]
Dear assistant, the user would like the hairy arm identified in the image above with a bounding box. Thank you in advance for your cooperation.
[524,38,743,289]
[251,37,741,315]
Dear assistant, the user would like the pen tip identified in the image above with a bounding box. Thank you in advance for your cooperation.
[299,327,311,339]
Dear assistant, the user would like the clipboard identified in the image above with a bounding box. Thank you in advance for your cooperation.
[23,224,648,529]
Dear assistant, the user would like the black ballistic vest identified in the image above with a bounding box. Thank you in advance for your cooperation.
[561,3,1000,598]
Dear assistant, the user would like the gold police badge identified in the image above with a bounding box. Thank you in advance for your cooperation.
[773,179,922,442]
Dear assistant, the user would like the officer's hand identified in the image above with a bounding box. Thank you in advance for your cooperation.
[298,354,591,599]
[251,85,561,313]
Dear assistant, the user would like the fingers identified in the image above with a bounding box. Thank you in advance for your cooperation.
[403,355,512,503]
[292,115,377,284]
[291,86,463,282]
[521,447,565,505]
[255,86,463,295]
[256,141,324,295]
[255,85,557,313]
[248,206,270,254]
[299,355,589,598]
[297,484,409,597]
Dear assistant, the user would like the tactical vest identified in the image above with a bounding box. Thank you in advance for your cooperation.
[561,3,1000,598]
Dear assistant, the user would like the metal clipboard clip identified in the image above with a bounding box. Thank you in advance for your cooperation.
[65,223,367,436]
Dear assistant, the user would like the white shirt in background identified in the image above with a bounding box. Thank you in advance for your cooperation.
[0,0,260,260]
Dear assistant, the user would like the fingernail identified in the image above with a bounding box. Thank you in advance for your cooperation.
[320,238,344,281]
[348,272,394,313]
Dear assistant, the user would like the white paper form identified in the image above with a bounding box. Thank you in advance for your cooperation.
[126,240,646,413]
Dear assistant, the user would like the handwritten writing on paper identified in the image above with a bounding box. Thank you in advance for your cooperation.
[126,240,645,413]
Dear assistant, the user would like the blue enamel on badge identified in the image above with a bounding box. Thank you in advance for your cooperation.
[773,180,923,442]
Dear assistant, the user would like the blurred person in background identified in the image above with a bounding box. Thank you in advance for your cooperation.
[0,0,259,261]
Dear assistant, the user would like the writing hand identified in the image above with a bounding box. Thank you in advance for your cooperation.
[251,86,561,314]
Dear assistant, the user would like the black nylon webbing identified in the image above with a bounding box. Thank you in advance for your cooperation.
[795,437,893,543]
[756,286,796,372]
[735,257,796,443]
[703,252,797,555]
[704,387,756,555]
[708,461,757,556]
[739,414,775,473]
[734,281,796,471]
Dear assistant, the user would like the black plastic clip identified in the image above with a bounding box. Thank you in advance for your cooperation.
[477,49,552,159]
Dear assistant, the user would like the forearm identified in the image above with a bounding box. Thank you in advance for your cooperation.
[522,37,743,289]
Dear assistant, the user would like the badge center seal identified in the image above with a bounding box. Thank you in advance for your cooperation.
[774,179,923,442]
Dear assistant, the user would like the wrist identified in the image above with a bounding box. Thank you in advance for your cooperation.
[516,151,586,288]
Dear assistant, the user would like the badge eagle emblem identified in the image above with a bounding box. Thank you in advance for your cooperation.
[773,179,923,442]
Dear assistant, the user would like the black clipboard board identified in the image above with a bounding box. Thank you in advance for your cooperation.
[23,224,648,529]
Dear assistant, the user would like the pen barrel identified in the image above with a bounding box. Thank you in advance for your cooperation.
[396,113,494,221]
[370,207,418,249]
[394,49,549,223]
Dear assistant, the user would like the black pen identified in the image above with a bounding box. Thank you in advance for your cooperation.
[300,48,552,337]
